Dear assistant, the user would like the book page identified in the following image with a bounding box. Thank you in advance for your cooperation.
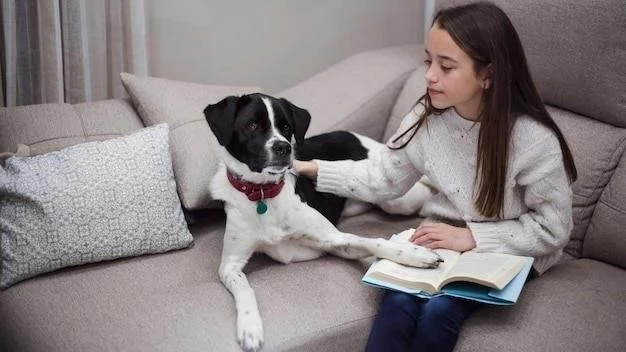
[441,251,527,290]
[367,249,461,294]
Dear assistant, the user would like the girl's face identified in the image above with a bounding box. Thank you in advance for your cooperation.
[424,23,488,121]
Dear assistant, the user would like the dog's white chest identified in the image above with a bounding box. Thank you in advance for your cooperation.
[212,169,308,241]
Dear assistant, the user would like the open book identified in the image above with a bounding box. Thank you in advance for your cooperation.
[362,229,535,305]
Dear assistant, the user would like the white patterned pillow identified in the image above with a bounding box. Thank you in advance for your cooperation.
[0,124,193,289]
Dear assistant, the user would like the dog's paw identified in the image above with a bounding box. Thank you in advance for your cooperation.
[387,241,443,268]
[237,310,264,352]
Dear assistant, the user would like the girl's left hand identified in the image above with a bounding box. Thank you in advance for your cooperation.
[409,222,476,252]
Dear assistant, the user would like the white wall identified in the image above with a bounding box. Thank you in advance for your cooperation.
[147,0,424,93]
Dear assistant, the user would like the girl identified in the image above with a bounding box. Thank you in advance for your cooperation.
[295,2,577,352]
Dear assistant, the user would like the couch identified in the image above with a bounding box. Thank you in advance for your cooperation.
[1,0,624,351]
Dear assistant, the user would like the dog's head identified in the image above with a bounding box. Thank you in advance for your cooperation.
[204,93,311,182]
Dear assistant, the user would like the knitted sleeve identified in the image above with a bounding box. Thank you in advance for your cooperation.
[314,114,425,203]
[467,135,573,265]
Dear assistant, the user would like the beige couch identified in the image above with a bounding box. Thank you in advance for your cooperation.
[1,1,625,351]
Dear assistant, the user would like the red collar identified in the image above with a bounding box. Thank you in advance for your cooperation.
[226,171,285,201]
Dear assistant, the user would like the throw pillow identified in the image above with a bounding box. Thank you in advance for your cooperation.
[120,72,261,210]
[0,124,193,289]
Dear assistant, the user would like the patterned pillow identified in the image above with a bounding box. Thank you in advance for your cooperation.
[0,124,193,289]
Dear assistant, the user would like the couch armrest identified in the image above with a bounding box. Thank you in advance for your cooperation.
[276,45,422,140]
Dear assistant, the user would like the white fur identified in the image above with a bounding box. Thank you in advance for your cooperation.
[211,131,442,352]
[261,97,292,173]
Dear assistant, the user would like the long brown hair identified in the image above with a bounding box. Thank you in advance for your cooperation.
[391,2,577,218]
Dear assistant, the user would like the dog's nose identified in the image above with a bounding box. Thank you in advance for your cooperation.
[272,142,292,156]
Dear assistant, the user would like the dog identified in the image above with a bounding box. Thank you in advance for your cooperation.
[203,93,441,352]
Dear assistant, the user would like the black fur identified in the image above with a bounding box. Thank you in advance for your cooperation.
[204,94,368,225]
[295,131,369,224]
[204,93,311,173]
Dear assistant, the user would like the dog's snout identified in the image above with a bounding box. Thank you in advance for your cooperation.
[272,142,292,156]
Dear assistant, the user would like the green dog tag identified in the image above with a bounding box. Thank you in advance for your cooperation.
[256,200,268,214]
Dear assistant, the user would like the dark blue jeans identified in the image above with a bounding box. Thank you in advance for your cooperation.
[365,290,483,352]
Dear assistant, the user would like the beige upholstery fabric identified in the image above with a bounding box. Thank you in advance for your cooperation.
[383,66,426,142]
[584,147,626,268]
[74,99,146,141]
[437,0,626,128]
[2,209,625,351]
[0,210,417,352]
[550,108,626,257]
[120,73,260,210]
[456,258,626,352]
[0,99,143,155]
[277,45,421,140]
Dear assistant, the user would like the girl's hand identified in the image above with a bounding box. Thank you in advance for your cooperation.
[293,160,319,180]
[409,222,476,252]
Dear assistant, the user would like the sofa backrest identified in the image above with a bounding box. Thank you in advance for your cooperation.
[0,99,143,156]
[388,0,625,267]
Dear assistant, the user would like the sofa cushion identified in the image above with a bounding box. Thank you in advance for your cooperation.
[120,73,260,210]
[437,0,626,128]
[0,208,421,352]
[455,259,626,352]
[277,45,421,140]
[383,66,426,142]
[550,107,626,257]
[0,99,143,155]
[584,146,626,268]
[0,124,193,289]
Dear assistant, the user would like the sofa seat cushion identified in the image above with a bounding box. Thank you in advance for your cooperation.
[2,207,624,351]
[456,258,626,352]
[0,209,420,352]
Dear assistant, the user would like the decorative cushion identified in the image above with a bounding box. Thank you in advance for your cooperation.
[120,73,260,210]
[0,124,193,289]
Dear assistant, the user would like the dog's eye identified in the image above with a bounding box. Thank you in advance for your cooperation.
[281,124,291,133]
[247,122,259,131]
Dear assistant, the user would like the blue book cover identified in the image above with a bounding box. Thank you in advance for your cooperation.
[362,256,534,305]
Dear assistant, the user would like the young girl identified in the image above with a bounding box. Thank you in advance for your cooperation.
[295,2,577,352]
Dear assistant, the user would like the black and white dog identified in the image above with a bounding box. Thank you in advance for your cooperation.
[204,93,440,352]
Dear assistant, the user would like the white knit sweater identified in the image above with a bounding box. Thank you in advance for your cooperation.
[315,108,573,274]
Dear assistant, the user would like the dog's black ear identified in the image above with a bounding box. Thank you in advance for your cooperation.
[203,96,240,146]
[279,98,311,145]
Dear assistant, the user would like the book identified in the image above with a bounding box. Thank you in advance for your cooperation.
[362,229,534,305]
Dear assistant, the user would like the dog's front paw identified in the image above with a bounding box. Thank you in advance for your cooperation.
[406,244,444,268]
[237,310,264,352]
[387,241,443,268]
